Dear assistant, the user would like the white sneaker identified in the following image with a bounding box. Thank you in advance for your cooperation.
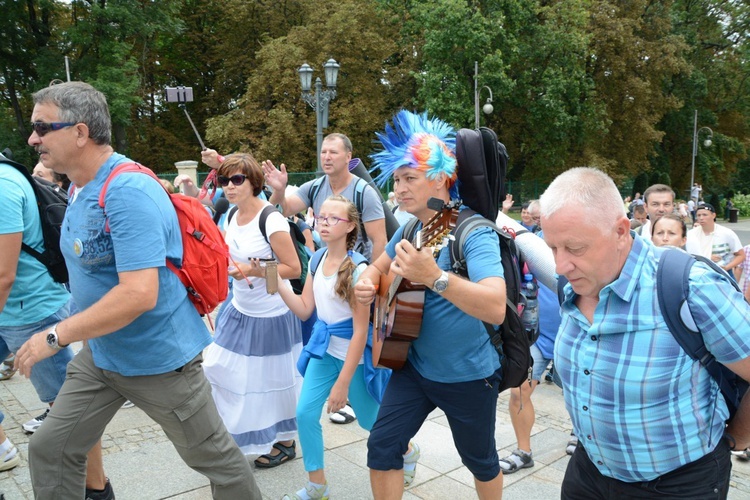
[121,400,135,409]
[23,408,50,433]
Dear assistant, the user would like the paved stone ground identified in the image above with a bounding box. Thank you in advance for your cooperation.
[2,367,750,499]
[1,219,748,499]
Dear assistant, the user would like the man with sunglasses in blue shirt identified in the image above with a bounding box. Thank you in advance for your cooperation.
[16,81,261,499]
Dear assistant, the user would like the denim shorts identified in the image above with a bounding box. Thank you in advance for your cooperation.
[531,343,553,381]
[0,301,74,403]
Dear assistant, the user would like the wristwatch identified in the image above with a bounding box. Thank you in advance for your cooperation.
[431,271,450,295]
[45,324,66,351]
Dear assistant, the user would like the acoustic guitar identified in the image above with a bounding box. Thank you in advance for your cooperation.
[372,201,459,370]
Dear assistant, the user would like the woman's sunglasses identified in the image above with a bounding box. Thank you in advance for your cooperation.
[217,174,248,187]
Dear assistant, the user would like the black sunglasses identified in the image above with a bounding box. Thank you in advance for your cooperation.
[217,174,248,187]
[30,121,77,137]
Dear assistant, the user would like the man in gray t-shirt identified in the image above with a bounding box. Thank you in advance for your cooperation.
[263,133,386,261]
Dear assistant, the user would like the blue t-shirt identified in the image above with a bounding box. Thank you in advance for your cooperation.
[62,153,212,375]
[0,164,69,326]
[385,213,503,383]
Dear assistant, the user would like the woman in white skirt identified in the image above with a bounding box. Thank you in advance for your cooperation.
[203,153,303,468]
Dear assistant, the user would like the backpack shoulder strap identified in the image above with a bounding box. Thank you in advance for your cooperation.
[309,248,368,278]
[98,162,162,208]
[307,176,327,206]
[98,162,164,232]
[227,206,239,224]
[401,217,422,244]
[353,178,369,243]
[351,251,369,267]
[448,209,503,276]
[258,204,278,244]
[353,177,367,212]
[557,276,569,305]
[309,248,328,277]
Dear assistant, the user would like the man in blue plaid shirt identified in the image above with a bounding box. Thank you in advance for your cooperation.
[540,167,750,499]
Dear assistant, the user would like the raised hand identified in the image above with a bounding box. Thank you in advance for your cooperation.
[261,160,288,193]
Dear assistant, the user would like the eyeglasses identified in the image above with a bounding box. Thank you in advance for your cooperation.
[217,174,248,187]
[30,121,77,137]
[315,215,350,226]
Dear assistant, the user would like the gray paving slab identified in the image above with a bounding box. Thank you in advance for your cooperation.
[3,349,750,498]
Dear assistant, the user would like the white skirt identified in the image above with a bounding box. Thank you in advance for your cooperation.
[203,302,303,455]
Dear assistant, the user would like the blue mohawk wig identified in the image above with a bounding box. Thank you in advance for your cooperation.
[370,110,457,193]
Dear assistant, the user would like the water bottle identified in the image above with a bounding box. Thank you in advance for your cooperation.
[521,273,539,342]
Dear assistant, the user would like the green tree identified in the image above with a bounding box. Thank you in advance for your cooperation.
[205,0,408,172]
[658,0,750,195]
[0,0,66,165]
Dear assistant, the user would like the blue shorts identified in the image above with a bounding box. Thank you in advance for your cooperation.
[367,362,501,482]
[0,301,74,403]
[531,343,553,381]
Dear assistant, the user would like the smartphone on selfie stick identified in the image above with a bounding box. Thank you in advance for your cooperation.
[164,86,206,150]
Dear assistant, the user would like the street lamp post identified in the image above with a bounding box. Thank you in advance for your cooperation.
[298,59,340,173]
[474,61,494,129]
[689,109,714,197]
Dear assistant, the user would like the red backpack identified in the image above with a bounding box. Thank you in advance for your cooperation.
[99,162,229,316]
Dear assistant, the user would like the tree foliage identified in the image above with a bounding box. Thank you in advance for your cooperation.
[0,0,748,197]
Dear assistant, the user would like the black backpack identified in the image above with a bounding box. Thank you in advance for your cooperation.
[450,128,532,393]
[228,205,310,294]
[0,152,69,283]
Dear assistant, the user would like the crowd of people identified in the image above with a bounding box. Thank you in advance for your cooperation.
[1,79,749,500]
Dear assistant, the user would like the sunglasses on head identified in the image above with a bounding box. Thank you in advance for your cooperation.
[30,121,77,137]
[217,174,248,187]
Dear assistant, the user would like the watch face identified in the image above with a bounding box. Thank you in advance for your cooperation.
[46,333,57,347]
[435,278,448,293]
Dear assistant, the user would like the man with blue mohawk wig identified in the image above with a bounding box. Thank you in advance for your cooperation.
[355,110,507,498]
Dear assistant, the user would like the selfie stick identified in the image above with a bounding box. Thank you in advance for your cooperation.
[179,104,206,151]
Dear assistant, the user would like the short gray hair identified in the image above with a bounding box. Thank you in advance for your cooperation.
[323,133,352,153]
[33,82,111,146]
[540,167,626,232]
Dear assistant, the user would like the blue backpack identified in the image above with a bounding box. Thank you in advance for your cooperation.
[656,248,748,422]
[309,248,368,278]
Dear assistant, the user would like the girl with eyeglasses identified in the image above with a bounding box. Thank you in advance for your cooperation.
[202,153,303,468]
[274,195,391,500]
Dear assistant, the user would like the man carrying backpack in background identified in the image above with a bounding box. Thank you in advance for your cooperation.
[262,133,387,262]
[0,151,113,498]
[354,110,506,499]
[540,167,750,499]
[14,81,260,499]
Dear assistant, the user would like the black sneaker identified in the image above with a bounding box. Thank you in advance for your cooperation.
[85,478,115,500]
[544,364,555,383]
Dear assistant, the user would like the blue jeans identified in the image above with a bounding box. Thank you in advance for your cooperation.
[0,301,73,403]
